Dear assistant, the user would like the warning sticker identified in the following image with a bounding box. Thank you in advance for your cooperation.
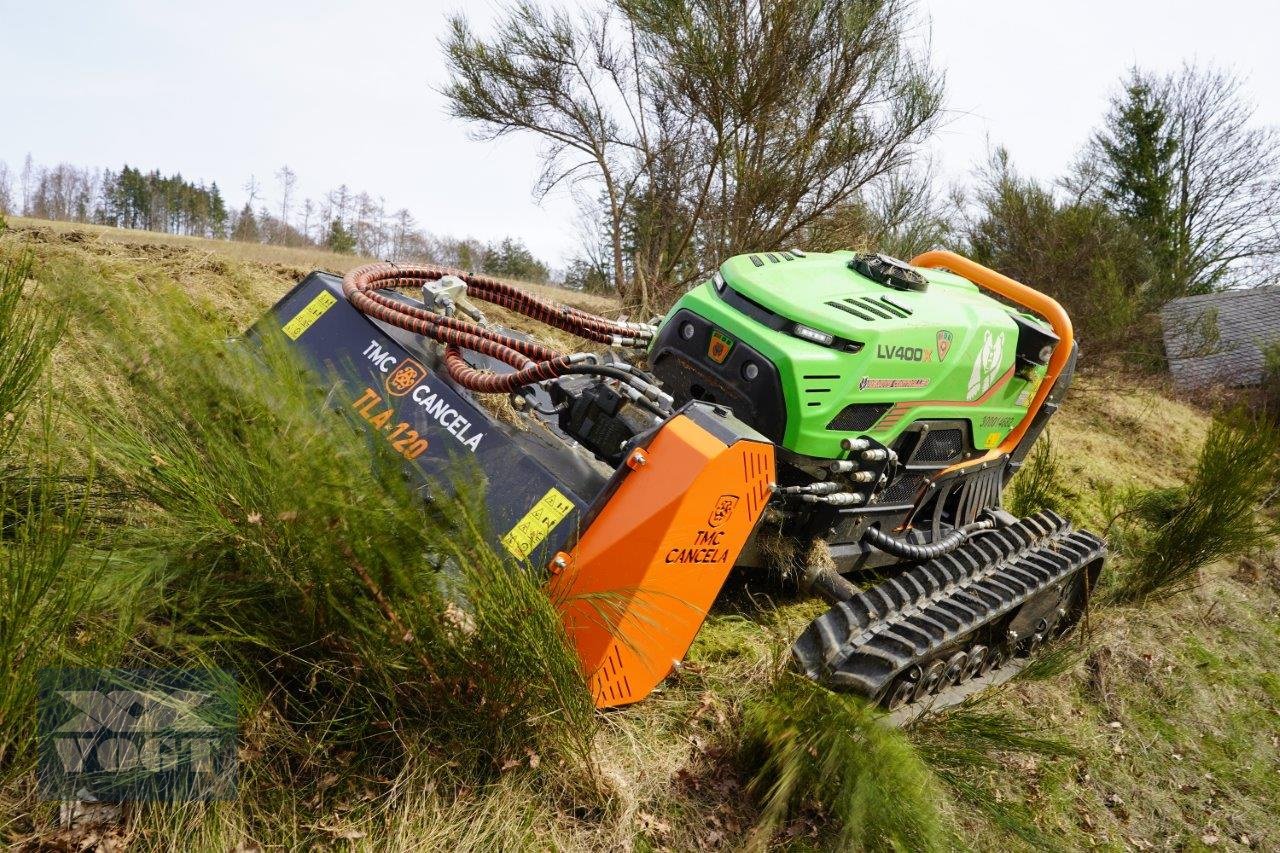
[707,330,735,364]
[282,290,337,340]
[501,487,575,560]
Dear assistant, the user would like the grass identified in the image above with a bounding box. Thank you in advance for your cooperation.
[5,216,621,315]
[0,217,1278,849]
[741,673,947,851]
[1106,408,1279,603]
[1005,432,1075,518]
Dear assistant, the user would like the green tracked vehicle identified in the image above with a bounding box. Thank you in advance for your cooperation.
[275,249,1103,715]
[648,250,1101,710]
[651,250,1056,459]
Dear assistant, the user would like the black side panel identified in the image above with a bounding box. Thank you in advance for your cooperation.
[650,308,788,443]
[1007,343,1079,474]
[250,272,594,565]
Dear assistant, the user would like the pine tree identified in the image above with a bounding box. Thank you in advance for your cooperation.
[1093,71,1178,275]
[209,182,228,238]
[325,218,356,254]
[232,203,260,243]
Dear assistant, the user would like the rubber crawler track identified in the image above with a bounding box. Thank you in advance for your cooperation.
[791,511,1106,703]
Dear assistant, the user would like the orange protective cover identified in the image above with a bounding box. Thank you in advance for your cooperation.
[549,415,774,707]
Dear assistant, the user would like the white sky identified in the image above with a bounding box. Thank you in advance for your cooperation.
[3,1,1278,268]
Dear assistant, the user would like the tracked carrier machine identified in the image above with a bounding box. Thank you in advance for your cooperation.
[257,249,1105,715]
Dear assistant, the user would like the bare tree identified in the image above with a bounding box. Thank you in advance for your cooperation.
[330,185,351,226]
[444,0,942,309]
[20,154,35,216]
[276,165,297,243]
[300,198,315,243]
[1166,65,1280,290]
[0,160,13,215]
[392,208,416,259]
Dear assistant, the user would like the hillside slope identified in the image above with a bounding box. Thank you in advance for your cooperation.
[1,219,1276,851]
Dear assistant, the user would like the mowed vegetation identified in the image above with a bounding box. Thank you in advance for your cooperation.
[0,217,1276,851]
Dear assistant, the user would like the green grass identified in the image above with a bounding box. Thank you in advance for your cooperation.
[1005,432,1076,518]
[1,219,1279,850]
[1107,408,1279,604]
[741,673,947,851]
[0,252,63,462]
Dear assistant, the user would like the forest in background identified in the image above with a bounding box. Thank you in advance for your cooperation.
[3,3,1279,356]
[0,158,555,284]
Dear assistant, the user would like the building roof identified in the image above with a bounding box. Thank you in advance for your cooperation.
[1160,285,1280,391]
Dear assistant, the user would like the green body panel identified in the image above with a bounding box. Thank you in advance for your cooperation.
[656,251,1047,459]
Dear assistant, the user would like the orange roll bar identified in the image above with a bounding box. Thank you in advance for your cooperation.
[909,250,1074,461]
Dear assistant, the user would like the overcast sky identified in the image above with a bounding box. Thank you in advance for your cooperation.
[3,1,1278,267]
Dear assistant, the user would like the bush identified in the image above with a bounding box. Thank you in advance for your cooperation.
[963,150,1162,364]
[1108,407,1280,603]
[1005,433,1076,518]
[76,283,597,791]
[0,471,101,774]
[0,253,63,460]
[1261,340,1280,420]
[741,673,946,851]
[0,255,122,799]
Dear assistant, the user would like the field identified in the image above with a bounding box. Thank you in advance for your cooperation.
[1,218,1277,851]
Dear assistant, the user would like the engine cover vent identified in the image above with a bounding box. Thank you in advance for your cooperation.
[826,295,913,322]
[827,403,891,432]
[878,472,927,505]
[912,428,965,464]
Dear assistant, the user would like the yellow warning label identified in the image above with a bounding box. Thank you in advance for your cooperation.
[501,487,575,560]
[282,290,337,340]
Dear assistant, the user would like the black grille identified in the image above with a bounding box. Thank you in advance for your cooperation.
[827,403,891,432]
[825,295,914,322]
[878,473,926,505]
[913,428,964,463]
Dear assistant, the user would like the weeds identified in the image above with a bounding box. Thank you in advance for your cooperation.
[1108,407,1280,603]
[908,700,1079,849]
[0,252,63,461]
[740,672,946,851]
[1005,432,1075,518]
[36,277,601,845]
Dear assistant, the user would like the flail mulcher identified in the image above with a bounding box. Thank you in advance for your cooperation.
[255,249,1104,717]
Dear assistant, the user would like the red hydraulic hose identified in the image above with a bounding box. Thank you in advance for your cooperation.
[342,263,649,393]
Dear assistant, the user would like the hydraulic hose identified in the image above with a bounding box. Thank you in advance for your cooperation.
[802,564,860,605]
[861,519,995,562]
[342,263,655,394]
